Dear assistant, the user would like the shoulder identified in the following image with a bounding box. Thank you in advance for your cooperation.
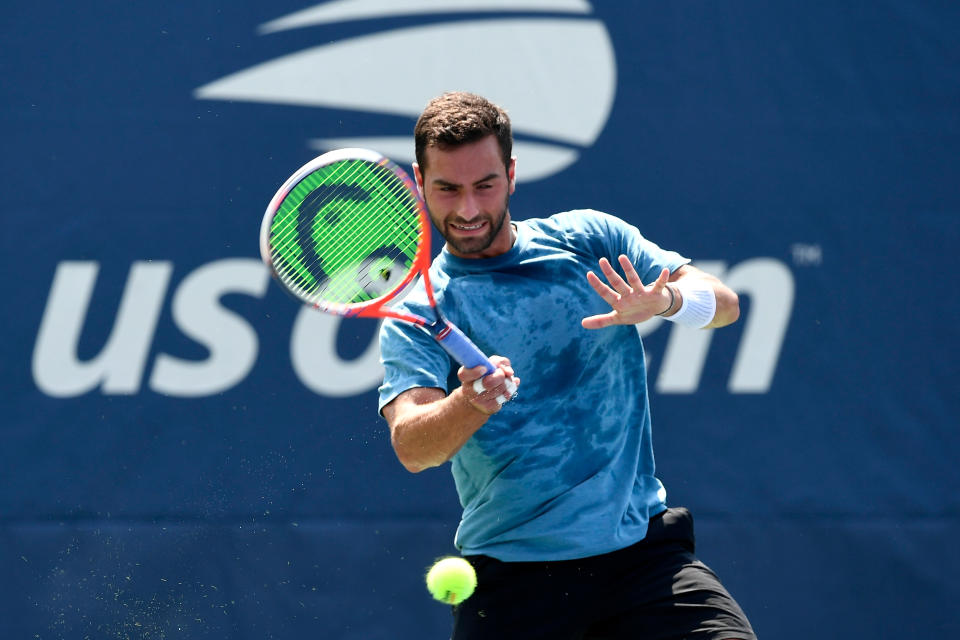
[523,209,622,236]
[521,210,636,256]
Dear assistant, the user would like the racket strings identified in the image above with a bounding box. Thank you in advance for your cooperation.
[274,161,389,284]
[311,162,419,283]
[269,160,382,269]
[284,161,419,302]
[312,187,418,304]
[272,159,406,263]
[267,158,423,306]
[273,160,378,276]
[269,164,355,289]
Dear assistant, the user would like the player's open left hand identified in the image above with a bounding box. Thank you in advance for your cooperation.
[582,256,671,329]
[458,356,519,415]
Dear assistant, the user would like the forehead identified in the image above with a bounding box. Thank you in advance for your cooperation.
[422,135,506,182]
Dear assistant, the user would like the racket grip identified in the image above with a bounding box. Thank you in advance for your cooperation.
[435,322,496,375]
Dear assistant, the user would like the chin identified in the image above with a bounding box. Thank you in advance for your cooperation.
[449,238,493,256]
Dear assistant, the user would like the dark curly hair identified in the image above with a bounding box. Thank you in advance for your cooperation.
[414,92,513,174]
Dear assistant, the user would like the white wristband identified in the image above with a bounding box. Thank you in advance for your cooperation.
[666,280,717,328]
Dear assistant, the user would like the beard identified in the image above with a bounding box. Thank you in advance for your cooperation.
[433,193,510,257]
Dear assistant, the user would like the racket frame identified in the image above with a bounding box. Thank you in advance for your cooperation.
[259,148,505,379]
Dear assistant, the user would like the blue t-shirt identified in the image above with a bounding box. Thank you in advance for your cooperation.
[377,210,689,561]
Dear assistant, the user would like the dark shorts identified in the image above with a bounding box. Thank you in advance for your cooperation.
[452,508,755,640]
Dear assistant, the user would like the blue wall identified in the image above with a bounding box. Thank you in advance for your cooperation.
[2,2,957,638]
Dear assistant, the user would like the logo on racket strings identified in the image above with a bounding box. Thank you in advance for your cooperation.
[269,161,419,305]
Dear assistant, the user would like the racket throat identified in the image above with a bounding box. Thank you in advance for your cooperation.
[431,321,454,341]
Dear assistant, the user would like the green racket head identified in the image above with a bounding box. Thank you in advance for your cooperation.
[260,148,427,314]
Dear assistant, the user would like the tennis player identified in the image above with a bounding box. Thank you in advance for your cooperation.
[378,92,756,640]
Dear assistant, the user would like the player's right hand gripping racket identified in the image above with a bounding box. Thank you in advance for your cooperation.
[259,148,516,403]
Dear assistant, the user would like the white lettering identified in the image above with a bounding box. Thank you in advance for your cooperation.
[291,308,384,397]
[150,259,270,397]
[32,261,172,397]
[32,257,794,398]
[657,259,794,394]
[726,258,794,393]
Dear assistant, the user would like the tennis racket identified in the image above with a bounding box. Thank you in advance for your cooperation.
[259,147,516,401]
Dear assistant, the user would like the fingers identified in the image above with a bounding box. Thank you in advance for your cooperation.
[583,258,674,328]
[599,257,631,294]
[585,270,620,306]
[652,266,670,290]
[472,375,517,399]
[470,371,519,402]
[597,256,668,293]
[581,311,617,330]
[618,255,645,289]
[487,355,515,379]
[588,257,644,303]
[458,362,519,414]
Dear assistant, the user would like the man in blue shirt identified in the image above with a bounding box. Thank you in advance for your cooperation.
[378,92,755,640]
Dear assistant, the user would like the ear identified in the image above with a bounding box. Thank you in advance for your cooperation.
[507,157,517,195]
[412,162,424,197]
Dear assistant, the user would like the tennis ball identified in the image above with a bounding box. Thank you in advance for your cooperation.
[425,557,477,605]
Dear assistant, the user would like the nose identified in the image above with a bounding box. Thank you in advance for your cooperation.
[457,192,480,221]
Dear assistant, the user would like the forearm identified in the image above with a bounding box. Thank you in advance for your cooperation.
[388,387,490,473]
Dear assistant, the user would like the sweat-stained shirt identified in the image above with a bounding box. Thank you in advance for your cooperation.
[378,210,690,561]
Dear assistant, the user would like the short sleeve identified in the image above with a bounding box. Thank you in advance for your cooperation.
[551,210,690,283]
[377,317,455,414]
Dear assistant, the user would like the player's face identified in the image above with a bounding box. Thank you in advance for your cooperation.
[414,135,517,259]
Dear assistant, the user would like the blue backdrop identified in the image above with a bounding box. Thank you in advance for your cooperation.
[2,2,958,638]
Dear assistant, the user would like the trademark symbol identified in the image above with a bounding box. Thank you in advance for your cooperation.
[791,243,823,266]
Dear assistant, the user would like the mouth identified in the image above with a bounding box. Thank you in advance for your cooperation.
[449,220,487,234]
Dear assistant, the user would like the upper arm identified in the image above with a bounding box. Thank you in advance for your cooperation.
[381,386,446,431]
[668,263,710,282]
[377,315,454,415]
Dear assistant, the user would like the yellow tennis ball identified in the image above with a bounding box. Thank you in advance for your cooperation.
[425,557,477,605]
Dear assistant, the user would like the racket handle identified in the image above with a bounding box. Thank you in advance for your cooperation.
[435,321,518,402]
[435,322,496,375]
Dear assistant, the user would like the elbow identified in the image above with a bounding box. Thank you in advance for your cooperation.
[392,440,425,473]
[388,417,423,473]
[390,433,436,474]
[394,445,449,474]
[712,288,739,327]
[397,454,428,474]
[397,454,443,474]
[727,291,741,324]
